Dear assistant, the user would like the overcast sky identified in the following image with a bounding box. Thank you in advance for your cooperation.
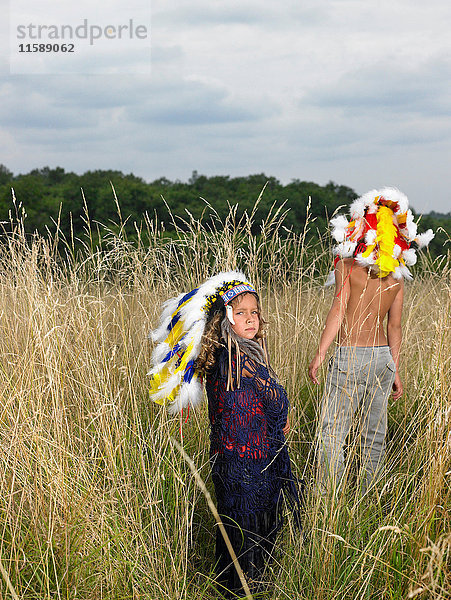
[1,0,450,213]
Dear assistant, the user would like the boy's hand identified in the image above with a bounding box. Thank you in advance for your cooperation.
[308,354,324,385]
[392,372,403,400]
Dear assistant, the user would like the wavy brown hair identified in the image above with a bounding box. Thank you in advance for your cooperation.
[195,292,266,375]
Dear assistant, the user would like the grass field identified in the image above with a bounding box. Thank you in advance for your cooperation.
[0,202,449,599]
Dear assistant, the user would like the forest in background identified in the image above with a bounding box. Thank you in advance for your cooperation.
[0,164,449,258]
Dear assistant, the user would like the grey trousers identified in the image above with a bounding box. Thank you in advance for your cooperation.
[316,346,396,492]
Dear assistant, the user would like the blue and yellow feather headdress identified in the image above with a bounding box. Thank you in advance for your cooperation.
[148,271,255,413]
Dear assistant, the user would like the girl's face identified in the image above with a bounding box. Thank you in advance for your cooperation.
[230,293,260,339]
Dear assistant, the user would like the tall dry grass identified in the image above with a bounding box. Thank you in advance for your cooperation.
[0,199,449,599]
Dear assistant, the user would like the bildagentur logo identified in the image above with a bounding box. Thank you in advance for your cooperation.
[16,19,149,46]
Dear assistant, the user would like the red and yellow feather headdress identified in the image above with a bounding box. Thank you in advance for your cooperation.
[330,187,434,280]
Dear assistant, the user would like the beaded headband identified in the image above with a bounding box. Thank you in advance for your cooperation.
[220,283,257,305]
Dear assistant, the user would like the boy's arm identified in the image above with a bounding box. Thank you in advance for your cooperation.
[308,260,350,384]
[387,280,404,400]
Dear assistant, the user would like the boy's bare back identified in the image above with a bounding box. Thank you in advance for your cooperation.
[338,259,403,347]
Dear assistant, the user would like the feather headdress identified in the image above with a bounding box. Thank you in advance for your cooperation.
[148,271,256,413]
[329,187,434,280]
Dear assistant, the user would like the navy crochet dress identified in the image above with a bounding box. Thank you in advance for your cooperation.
[206,347,300,594]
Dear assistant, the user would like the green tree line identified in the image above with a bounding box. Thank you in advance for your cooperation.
[0,164,449,257]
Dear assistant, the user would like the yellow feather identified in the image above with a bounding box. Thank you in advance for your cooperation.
[149,370,167,405]
[375,206,398,277]
[152,395,167,406]
[166,384,180,404]
[174,340,195,375]
[164,320,184,346]
[149,363,174,402]
[362,243,376,258]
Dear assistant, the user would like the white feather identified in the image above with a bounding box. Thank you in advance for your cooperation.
[355,253,375,267]
[350,198,366,218]
[350,189,379,218]
[330,215,349,242]
[405,210,417,240]
[365,230,377,245]
[226,304,235,324]
[393,266,403,280]
[351,219,365,242]
[350,197,366,219]
[393,244,402,259]
[415,229,434,248]
[378,187,409,214]
[402,248,417,266]
[397,264,413,280]
[168,377,204,414]
[333,241,357,258]
[151,295,183,342]
[150,342,171,367]
[151,372,183,402]
[151,318,172,343]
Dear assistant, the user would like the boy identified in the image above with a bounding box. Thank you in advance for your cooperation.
[309,188,433,492]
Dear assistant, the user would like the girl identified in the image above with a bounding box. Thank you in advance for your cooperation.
[149,272,300,597]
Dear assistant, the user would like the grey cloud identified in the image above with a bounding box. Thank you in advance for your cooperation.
[291,55,451,159]
[153,0,327,30]
[0,69,275,165]
[0,82,98,130]
[1,70,152,114]
[125,79,275,126]
[284,107,450,165]
[0,39,184,113]
[301,57,451,118]
[1,73,272,134]
[151,45,184,63]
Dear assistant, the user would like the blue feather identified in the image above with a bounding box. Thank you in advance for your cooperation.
[167,287,199,331]
[161,340,186,363]
[183,360,195,383]
[177,287,198,308]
